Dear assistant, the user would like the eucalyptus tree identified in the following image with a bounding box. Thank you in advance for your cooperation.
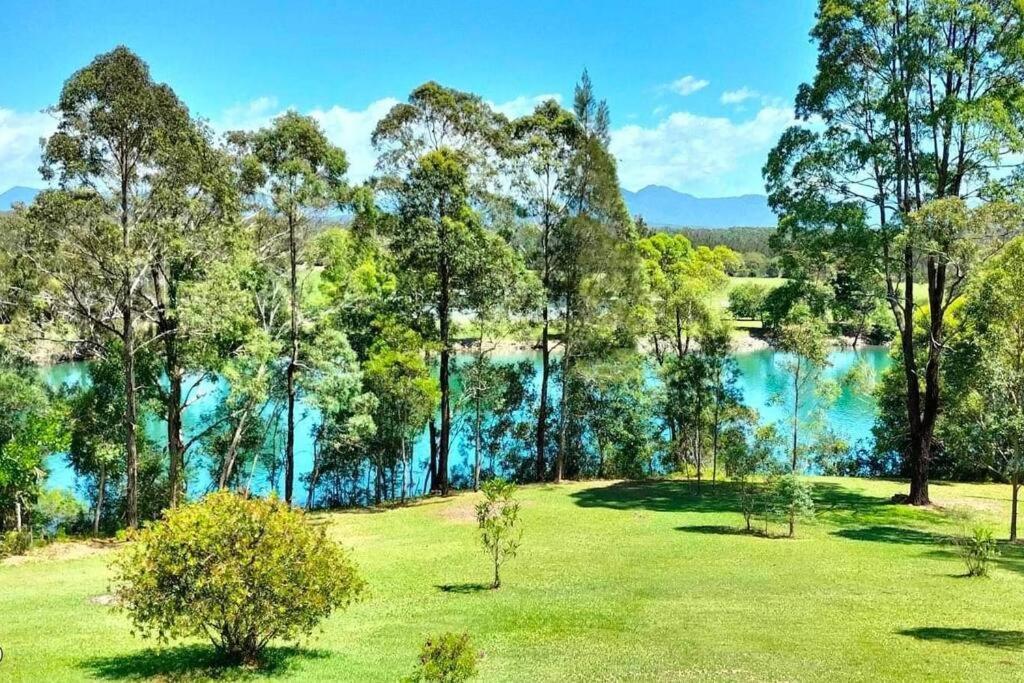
[459,230,541,489]
[638,233,738,362]
[22,46,193,528]
[229,112,348,504]
[554,71,638,482]
[764,0,1024,504]
[508,100,581,480]
[372,83,507,494]
[701,322,743,486]
[772,303,833,475]
[944,234,1024,540]
[145,120,242,506]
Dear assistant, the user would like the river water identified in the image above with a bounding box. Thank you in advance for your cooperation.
[41,346,890,501]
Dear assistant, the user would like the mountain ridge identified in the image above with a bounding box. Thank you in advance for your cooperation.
[2,185,778,228]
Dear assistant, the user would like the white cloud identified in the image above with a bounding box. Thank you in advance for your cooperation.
[721,87,759,105]
[666,75,709,97]
[309,98,400,182]
[0,108,56,189]
[209,96,400,182]
[610,105,797,196]
[215,93,563,182]
[486,93,562,118]
[216,96,281,132]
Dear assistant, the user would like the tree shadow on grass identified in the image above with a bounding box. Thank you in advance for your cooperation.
[571,479,904,518]
[899,627,1024,650]
[831,525,950,546]
[80,644,328,681]
[436,582,492,594]
[675,524,789,539]
[570,479,744,515]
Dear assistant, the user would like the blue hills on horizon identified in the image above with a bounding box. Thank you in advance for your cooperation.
[620,185,776,228]
[0,186,42,211]
[1,184,777,228]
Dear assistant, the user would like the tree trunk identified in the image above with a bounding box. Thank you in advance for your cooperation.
[123,301,139,529]
[401,437,409,503]
[675,307,684,356]
[536,308,550,482]
[152,265,186,508]
[791,364,800,472]
[14,499,22,532]
[556,297,571,483]
[306,441,321,510]
[121,176,139,530]
[473,396,482,491]
[284,211,299,505]
[900,246,931,506]
[1012,479,1020,543]
[437,243,452,494]
[93,463,106,535]
[428,419,438,492]
[219,409,250,489]
[712,409,720,487]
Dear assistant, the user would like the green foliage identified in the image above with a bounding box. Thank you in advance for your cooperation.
[406,632,478,683]
[576,352,656,479]
[475,478,522,589]
[0,348,66,530]
[727,281,768,320]
[954,525,999,578]
[1,530,32,557]
[771,473,815,538]
[33,489,85,538]
[761,280,832,333]
[111,491,365,664]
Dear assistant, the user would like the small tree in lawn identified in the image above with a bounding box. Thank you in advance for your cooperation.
[475,478,522,589]
[726,421,781,533]
[112,491,365,665]
[771,473,815,539]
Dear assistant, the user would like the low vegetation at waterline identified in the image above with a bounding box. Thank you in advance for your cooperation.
[4,477,1024,681]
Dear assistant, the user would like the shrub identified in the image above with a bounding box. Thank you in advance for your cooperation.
[772,473,815,538]
[112,491,366,665]
[727,282,768,320]
[33,488,85,538]
[955,525,999,577]
[407,632,478,682]
[475,478,522,589]
[0,530,32,557]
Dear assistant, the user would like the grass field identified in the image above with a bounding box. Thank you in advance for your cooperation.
[3,477,1024,681]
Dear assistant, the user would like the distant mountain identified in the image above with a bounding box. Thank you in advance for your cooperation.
[0,186,40,211]
[621,185,776,229]
[3,184,777,228]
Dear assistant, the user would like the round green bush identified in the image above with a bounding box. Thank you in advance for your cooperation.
[112,491,365,664]
[407,632,478,682]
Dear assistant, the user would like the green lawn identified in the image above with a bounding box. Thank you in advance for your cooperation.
[4,477,1024,681]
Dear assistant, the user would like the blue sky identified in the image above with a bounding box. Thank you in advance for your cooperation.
[0,0,818,196]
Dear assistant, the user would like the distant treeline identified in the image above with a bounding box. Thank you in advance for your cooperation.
[670,227,779,277]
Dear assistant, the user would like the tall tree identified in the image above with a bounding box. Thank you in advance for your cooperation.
[30,46,192,528]
[943,230,1024,540]
[554,71,638,482]
[508,100,581,481]
[372,83,506,494]
[765,0,1024,504]
[229,112,348,504]
[146,121,242,506]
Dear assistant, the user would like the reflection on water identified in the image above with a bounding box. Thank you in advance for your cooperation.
[40,346,890,502]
